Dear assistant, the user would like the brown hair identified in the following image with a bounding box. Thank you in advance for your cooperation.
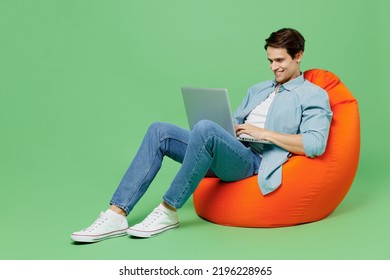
[264,28,305,58]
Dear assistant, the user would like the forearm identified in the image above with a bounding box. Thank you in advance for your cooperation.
[236,123,305,155]
[264,131,305,155]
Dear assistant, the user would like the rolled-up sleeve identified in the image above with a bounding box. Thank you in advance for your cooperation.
[300,88,333,157]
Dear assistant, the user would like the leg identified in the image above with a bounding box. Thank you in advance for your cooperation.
[163,120,261,209]
[110,122,191,214]
[71,122,190,243]
[127,120,261,238]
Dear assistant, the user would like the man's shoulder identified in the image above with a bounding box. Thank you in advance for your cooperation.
[302,79,325,92]
[298,79,328,97]
[296,79,330,107]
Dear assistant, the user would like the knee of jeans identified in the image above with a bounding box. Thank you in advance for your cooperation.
[147,121,169,136]
[192,120,222,141]
[192,120,220,138]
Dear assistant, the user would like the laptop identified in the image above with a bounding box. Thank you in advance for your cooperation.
[181,87,271,144]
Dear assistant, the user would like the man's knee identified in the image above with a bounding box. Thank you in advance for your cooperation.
[192,120,220,136]
[147,122,171,136]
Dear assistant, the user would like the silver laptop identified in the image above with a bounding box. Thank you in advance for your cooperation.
[181,87,271,144]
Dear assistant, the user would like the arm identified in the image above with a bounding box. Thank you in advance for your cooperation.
[235,123,305,155]
[235,86,332,157]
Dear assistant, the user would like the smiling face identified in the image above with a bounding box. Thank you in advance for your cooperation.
[267,46,302,84]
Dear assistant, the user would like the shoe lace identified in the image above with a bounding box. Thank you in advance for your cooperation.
[83,212,108,232]
[140,208,164,227]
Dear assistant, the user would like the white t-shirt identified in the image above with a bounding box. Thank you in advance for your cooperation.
[245,91,276,128]
[244,91,276,155]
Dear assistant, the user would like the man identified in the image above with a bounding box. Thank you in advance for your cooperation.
[71,28,332,243]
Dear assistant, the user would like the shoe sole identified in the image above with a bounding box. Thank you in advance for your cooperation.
[127,223,179,238]
[71,229,128,243]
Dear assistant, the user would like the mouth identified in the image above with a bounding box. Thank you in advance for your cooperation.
[274,69,285,81]
[274,69,284,76]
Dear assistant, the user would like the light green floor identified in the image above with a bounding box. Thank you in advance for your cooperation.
[1,156,389,260]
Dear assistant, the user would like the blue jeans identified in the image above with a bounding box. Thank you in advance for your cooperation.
[110,120,261,214]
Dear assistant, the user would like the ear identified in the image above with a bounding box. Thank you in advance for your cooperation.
[295,51,303,63]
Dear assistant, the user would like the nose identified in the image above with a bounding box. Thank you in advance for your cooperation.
[270,61,279,71]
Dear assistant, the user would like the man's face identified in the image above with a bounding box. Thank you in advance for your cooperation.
[266,47,302,84]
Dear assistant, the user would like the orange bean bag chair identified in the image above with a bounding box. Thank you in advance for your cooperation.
[193,69,360,227]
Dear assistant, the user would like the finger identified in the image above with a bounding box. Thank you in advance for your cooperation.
[235,124,243,131]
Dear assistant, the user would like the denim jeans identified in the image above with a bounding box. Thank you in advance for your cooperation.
[110,120,261,214]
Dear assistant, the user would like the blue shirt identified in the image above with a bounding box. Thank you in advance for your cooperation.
[233,74,333,195]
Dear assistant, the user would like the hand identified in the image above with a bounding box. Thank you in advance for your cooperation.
[235,123,269,140]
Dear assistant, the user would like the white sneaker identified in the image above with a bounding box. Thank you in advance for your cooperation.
[127,204,179,238]
[71,209,128,243]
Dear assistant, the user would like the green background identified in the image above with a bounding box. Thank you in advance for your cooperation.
[1,0,389,260]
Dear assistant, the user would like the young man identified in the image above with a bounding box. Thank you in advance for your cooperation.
[71,28,332,242]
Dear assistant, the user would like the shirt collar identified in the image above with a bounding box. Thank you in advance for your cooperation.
[273,72,304,92]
